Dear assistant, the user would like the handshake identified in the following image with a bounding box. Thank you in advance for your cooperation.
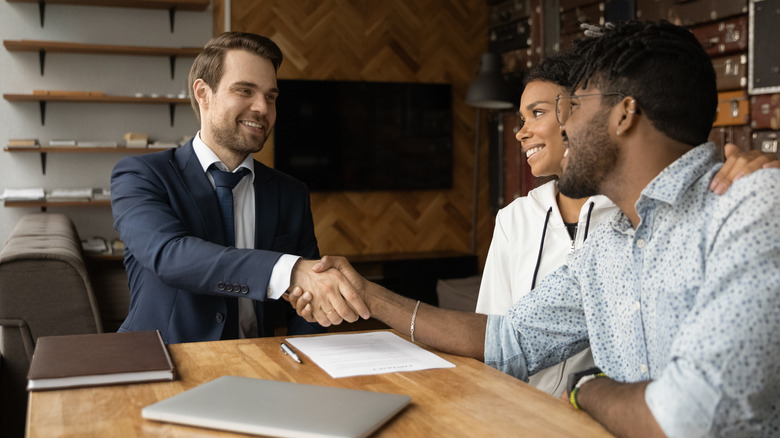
[286,256,372,327]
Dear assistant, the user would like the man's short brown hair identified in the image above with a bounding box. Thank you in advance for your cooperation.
[188,32,283,124]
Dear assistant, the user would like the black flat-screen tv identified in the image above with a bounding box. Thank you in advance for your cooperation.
[273,79,453,191]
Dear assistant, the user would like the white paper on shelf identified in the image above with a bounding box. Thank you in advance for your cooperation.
[77,140,118,147]
[81,237,108,253]
[1,187,45,201]
[48,139,77,147]
[48,188,94,199]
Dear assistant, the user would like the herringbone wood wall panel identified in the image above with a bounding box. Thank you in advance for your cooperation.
[230,0,493,264]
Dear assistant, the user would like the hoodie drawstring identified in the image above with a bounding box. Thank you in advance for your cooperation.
[583,201,595,241]
[531,207,553,290]
[530,201,595,290]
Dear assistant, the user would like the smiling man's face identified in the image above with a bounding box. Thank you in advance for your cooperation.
[558,87,621,199]
[200,49,279,158]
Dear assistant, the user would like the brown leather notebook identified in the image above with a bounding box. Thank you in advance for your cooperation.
[27,330,176,391]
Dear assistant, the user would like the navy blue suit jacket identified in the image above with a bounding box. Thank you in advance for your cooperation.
[111,139,324,343]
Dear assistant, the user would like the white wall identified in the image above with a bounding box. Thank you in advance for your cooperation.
[0,2,213,245]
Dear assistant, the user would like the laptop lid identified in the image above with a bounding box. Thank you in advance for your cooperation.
[142,375,411,438]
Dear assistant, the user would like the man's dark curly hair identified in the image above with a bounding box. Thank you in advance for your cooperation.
[568,20,717,146]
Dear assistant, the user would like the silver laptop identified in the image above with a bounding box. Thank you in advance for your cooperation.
[142,375,411,438]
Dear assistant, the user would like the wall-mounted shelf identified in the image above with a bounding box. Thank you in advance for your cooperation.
[5,145,171,174]
[4,39,201,77]
[5,146,168,153]
[6,0,211,31]
[4,200,110,207]
[4,199,111,212]
[3,93,189,126]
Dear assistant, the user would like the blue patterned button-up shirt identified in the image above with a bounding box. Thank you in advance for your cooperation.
[484,143,780,437]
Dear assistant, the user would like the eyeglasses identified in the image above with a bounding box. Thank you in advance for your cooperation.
[555,93,626,126]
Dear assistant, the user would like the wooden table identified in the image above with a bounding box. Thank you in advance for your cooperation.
[26,331,614,437]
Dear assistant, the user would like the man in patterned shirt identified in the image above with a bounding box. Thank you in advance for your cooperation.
[289,21,780,437]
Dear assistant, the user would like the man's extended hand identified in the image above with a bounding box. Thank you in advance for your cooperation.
[288,258,369,327]
[287,286,318,324]
[287,256,366,326]
[710,143,779,194]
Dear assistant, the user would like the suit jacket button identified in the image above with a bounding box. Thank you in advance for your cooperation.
[216,313,224,323]
[232,283,241,293]
[225,283,233,292]
[218,282,226,291]
[240,285,249,294]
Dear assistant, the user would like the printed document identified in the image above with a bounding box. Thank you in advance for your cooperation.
[286,331,455,378]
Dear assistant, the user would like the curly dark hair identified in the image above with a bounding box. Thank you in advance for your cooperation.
[524,51,579,91]
[567,20,717,146]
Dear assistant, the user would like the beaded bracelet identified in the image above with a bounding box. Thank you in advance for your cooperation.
[569,372,607,410]
[410,300,421,343]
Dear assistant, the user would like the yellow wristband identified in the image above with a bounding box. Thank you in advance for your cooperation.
[569,372,606,410]
[569,386,582,410]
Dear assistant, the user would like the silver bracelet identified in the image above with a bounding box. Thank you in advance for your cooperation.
[410,300,421,343]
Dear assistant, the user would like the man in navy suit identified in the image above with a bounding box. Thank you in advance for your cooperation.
[111,32,369,344]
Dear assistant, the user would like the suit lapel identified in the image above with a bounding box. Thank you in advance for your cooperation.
[253,161,279,251]
[172,141,228,245]
[252,162,281,336]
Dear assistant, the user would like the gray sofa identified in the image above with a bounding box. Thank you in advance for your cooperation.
[0,213,125,438]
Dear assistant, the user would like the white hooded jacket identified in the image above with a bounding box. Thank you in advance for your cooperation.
[476,180,618,396]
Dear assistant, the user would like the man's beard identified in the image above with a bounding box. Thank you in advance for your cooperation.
[210,115,268,156]
[558,109,619,199]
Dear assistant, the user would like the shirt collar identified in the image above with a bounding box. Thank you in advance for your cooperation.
[609,142,718,234]
[640,142,718,206]
[192,131,255,182]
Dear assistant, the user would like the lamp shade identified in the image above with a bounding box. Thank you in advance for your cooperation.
[465,53,514,109]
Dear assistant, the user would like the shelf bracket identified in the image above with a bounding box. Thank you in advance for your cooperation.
[39,101,47,125]
[38,49,46,75]
[169,55,177,79]
[169,7,176,33]
[38,0,45,27]
[169,103,175,126]
[40,152,47,175]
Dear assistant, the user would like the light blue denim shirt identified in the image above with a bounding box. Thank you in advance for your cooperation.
[484,143,780,437]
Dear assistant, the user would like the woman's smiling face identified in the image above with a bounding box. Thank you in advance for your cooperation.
[516,80,567,178]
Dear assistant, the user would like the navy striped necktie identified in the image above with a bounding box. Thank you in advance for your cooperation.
[209,164,249,341]
[209,165,250,247]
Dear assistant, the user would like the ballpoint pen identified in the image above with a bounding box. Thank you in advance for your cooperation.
[280,342,301,364]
